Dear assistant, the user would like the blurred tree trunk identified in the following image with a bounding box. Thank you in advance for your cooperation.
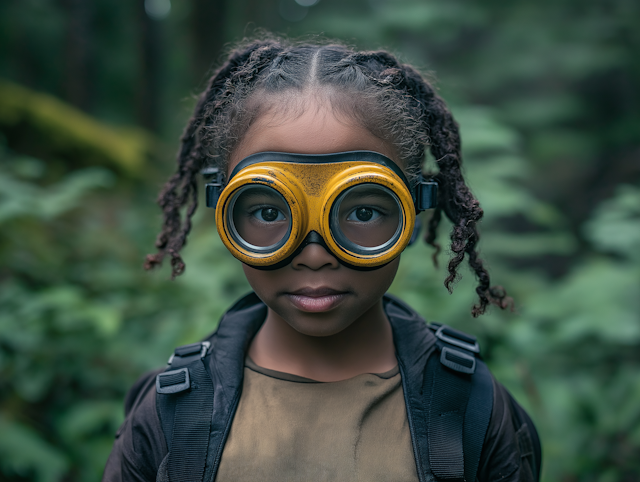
[59,0,94,112]
[191,0,228,85]
[136,0,162,132]
[243,0,283,30]
[189,0,287,86]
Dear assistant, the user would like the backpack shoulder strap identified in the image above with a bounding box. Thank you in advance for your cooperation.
[155,341,214,482]
[424,323,494,482]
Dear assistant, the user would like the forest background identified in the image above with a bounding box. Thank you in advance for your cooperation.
[0,0,639,480]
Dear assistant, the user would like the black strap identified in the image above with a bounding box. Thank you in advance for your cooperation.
[463,357,493,482]
[156,323,493,482]
[425,323,494,482]
[156,342,214,482]
[424,353,470,481]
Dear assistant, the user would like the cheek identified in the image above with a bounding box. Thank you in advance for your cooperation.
[358,258,400,299]
[240,263,295,309]
[241,263,276,297]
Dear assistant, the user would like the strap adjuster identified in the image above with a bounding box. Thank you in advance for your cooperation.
[156,341,211,394]
[434,325,479,353]
[167,341,210,366]
[203,166,224,209]
[416,179,438,211]
[440,346,476,374]
[156,368,190,394]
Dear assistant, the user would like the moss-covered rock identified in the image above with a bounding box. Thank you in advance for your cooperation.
[0,80,157,176]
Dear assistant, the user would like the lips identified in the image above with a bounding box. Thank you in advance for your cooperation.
[285,287,349,312]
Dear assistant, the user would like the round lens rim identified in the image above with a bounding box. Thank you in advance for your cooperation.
[227,184,292,254]
[329,183,404,256]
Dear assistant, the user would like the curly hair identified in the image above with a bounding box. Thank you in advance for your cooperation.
[145,36,512,316]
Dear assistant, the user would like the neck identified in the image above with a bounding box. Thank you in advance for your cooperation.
[248,299,397,382]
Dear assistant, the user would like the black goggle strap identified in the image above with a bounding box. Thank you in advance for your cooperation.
[204,159,437,254]
[415,176,438,212]
[408,175,438,246]
[203,166,224,209]
[205,172,438,213]
[249,231,390,272]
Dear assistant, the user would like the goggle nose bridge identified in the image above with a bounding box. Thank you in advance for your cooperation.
[303,230,324,246]
[252,230,391,272]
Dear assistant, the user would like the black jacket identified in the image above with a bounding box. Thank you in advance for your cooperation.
[103,292,540,482]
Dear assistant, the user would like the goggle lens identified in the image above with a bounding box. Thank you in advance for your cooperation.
[331,184,403,255]
[228,185,291,253]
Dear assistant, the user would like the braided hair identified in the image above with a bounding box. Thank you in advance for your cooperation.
[145,36,513,316]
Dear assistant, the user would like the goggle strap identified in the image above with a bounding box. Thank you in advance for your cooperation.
[205,182,222,209]
[416,179,438,211]
[203,166,224,209]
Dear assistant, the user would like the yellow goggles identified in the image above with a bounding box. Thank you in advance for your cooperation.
[205,151,437,270]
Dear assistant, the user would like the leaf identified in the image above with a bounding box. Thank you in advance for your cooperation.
[0,166,115,224]
[584,184,640,260]
[0,416,68,482]
[57,401,123,442]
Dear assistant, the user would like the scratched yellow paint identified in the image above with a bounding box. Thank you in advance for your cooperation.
[215,161,415,268]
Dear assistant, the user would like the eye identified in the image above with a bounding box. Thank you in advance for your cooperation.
[251,206,286,223]
[346,206,382,223]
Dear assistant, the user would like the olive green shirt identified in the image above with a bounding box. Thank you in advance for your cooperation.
[216,358,419,481]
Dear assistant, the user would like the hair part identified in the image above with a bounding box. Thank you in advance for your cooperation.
[145,35,513,316]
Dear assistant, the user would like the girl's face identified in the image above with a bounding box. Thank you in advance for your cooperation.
[228,99,402,337]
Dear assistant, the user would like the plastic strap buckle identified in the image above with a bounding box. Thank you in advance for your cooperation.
[440,346,476,374]
[156,367,190,394]
[203,167,223,209]
[416,179,438,211]
[156,341,210,395]
[434,325,480,354]
[167,341,210,367]
[428,323,480,375]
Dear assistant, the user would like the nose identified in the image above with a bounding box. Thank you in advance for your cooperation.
[291,242,340,270]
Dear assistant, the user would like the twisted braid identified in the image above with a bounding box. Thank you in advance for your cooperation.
[144,39,286,278]
[401,67,512,316]
[146,36,512,315]
[336,51,512,315]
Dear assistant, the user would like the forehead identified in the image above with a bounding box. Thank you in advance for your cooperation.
[228,101,398,175]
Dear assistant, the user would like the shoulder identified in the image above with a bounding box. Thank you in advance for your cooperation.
[102,292,266,482]
[478,379,540,482]
[102,368,168,482]
[383,295,540,482]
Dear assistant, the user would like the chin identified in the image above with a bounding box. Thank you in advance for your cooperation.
[282,309,354,338]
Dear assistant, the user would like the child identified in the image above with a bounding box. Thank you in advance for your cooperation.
[103,37,541,482]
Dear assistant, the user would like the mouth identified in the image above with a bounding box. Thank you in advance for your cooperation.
[285,287,349,312]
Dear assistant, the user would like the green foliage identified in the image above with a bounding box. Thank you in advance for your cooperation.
[0,415,68,482]
[0,138,250,481]
[585,185,640,261]
[0,0,639,481]
[391,105,640,482]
